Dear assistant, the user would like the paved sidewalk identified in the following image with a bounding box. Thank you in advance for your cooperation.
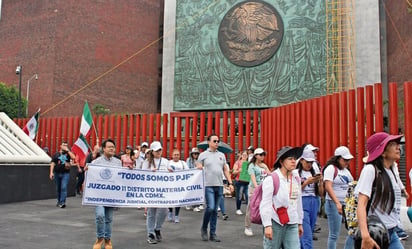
[0,196,411,249]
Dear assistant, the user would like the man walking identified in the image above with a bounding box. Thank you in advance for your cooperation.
[90,139,122,249]
[196,134,234,242]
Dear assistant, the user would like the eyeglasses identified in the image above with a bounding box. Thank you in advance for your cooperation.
[212,140,220,143]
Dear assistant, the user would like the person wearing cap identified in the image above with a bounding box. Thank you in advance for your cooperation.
[356,132,405,249]
[296,150,323,249]
[167,148,188,223]
[323,146,354,249]
[89,139,122,249]
[121,145,135,169]
[135,142,149,168]
[196,134,234,242]
[141,141,172,244]
[244,148,270,237]
[302,143,322,236]
[260,146,304,249]
[186,147,202,212]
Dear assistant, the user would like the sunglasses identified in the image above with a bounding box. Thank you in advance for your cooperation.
[256,153,266,156]
[212,140,220,143]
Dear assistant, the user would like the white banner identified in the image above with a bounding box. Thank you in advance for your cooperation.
[82,164,205,208]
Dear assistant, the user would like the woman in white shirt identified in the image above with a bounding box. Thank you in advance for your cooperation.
[356,132,404,249]
[260,146,303,249]
[323,146,354,249]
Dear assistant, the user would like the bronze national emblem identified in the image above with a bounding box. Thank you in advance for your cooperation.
[218,0,284,67]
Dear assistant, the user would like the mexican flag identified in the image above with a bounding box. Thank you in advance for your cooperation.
[71,102,93,162]
[23,110,40,140]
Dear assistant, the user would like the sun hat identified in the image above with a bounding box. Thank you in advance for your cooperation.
[253,148,266,155]
[334,146,354,160]
[303,143,319,152]
[190,147,200,155]
[141,142,149,147]
[299,150,316,162]
[365,132,403,163]
[150,141,162,151]
[273,146,303,169]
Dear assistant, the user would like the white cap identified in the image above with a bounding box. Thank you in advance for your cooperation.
[253,148,265,155]
[334,146,354,160]
[300,150,316,162]
[150,141,162,151]
[304,144,319,152]
[141,142,149,147]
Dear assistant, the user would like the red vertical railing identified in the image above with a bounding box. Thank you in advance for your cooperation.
[374,83,384,132]
[389,83,399,135]
[404,82,412,206]
[356,88,365,174]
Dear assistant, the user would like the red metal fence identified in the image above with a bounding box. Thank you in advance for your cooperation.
[15,82,412,196]
[261,82,412,200]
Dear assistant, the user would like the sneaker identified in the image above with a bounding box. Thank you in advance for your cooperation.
[398,233,409,240]
[198,204,204,210]
[210,235,221,242]
[312,235,318,240]
[222,214,229,220]
[167,212,174,222]
[154,230,162,242]
[201,229,208,241]
[185,206,192,210]
[58,203,66,208]
[244,227,254,236]
[147,234,157,244]
[174,216,180,223]
[236,209,243,215]
[193,207,201,212]
[218,207,221,211]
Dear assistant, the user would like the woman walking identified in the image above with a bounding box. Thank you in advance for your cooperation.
[324,146,354,249]
[244,148,270,236]
[356,132,404,249]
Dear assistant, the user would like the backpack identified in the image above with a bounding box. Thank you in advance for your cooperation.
[250,173,280,224]
[250,171,300,224]
[343,167,377,235]
[238,161,251,182]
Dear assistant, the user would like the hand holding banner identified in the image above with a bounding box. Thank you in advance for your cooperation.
[83,164,205,208]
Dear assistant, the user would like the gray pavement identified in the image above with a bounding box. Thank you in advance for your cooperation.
[0,196,411,249]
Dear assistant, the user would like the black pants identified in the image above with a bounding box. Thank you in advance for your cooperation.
[76,168,85,193]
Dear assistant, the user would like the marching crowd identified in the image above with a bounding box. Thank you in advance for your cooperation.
[48,132,410,249]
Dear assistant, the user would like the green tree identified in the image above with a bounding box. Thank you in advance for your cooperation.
[92,103,110,115]
[0,82,27,119]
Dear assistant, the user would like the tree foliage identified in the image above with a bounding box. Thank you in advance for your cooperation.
[92,103,110,115]
[0,82,27,119]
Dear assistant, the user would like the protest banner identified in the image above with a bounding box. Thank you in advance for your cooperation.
[82,164,204,208]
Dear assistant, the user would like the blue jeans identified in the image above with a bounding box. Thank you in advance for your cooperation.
[201,186,223,236]
[235,181,249,210]
[325,199,343,249]
[388,227,404,249]
[95,206,114,239]
[54,172,70,204]
[146,208,167,235]
[301,196,319,249]
[263,222,299,249]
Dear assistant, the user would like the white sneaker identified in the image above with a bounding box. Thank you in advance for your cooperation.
[236,209,243,215]
[218,207,221,211]
[167,212,174,222]
[193,207,201,212]
[244,227,254,236]
[185,206,192,210]
[198,205,204,210]
[174,216,180,223]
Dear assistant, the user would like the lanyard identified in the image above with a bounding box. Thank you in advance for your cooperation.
[157,158,162,170]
